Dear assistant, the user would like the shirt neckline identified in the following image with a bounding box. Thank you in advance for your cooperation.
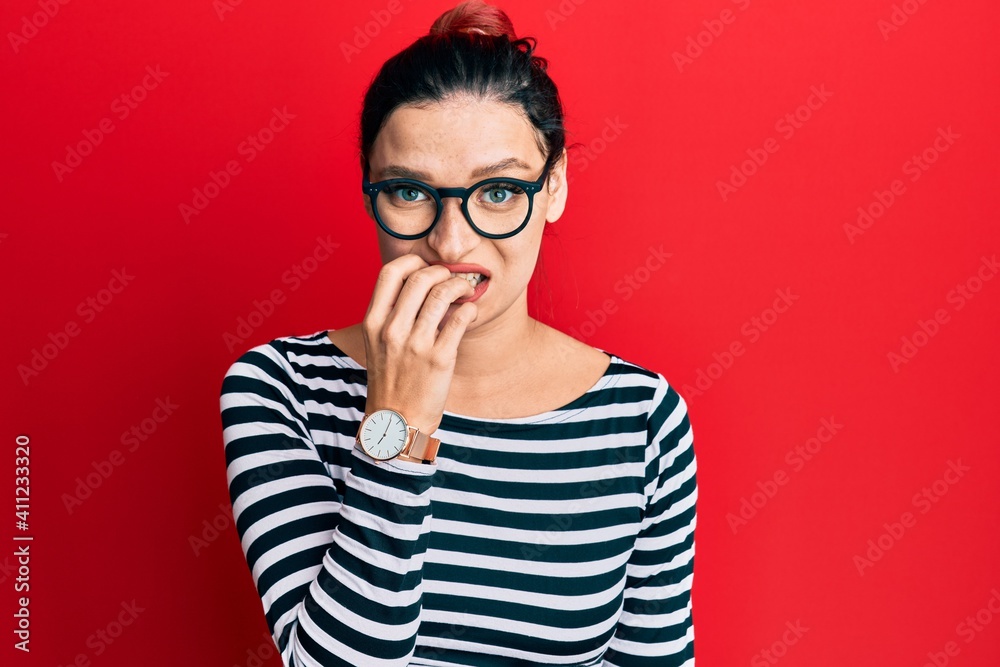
[316,329,618,425]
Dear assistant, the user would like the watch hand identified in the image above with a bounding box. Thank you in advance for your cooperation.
[378,421,390,444]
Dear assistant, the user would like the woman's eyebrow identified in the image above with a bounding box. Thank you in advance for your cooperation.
[470,157,533,178]
[379,157,533,181]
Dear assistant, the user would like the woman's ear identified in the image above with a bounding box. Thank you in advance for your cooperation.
[544,148,569,223]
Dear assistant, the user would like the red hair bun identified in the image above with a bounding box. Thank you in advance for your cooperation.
[429,0,517,40]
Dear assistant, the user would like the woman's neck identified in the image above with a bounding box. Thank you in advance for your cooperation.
[451,302,542,387]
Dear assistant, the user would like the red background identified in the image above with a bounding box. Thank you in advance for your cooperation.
[3,0,999,665]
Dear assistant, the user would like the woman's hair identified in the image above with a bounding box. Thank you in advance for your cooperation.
[359,0,566,177]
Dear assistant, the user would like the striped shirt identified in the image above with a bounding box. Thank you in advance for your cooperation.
[220,329,697,666]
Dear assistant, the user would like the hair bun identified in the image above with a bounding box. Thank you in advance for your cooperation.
[429,0,517,40]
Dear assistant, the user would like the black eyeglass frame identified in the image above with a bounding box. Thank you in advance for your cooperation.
[361,161,552,240]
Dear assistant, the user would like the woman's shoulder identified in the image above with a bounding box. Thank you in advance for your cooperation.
[553,331,693,441]
[542,324,667,389]
[559,331,693,472]
[226,328,339,363]
[222,329,364,392]
[540,325,613,378]
[537,324,686,414]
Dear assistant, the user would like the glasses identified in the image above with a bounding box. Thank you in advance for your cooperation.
[362,161,552,240]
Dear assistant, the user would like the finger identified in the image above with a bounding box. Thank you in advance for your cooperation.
[408,275,476,341]
[383,266,467,340]
[365,254,428,326]
[434,301,478,353]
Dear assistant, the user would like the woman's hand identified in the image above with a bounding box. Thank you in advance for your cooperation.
[361,254,479,434]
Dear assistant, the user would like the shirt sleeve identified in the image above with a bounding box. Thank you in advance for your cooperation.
[220,341,437,667]
[602,374,697,667]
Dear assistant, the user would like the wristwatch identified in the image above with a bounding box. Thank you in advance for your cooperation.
[355,409,440,465]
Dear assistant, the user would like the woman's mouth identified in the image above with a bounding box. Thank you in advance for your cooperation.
[452,273,489,303]
[451,272,486,287]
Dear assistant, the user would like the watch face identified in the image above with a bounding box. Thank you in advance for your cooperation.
[359,410,408,460]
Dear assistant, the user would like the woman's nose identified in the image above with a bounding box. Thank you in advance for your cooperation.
[428,196,479,256]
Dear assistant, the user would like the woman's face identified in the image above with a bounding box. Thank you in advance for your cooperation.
[364,96,568,332]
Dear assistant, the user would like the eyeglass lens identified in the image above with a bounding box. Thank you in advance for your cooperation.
[375,180,531,236]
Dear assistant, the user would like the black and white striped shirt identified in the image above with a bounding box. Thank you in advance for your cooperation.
[220,329,696,666]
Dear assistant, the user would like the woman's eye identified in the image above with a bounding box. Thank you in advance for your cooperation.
[388,186,427,203]
[482,184,524,204]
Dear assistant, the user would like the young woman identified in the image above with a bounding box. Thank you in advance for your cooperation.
[220,2,697,665]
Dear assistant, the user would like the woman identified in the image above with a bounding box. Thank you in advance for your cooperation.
[220,2,697,665]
